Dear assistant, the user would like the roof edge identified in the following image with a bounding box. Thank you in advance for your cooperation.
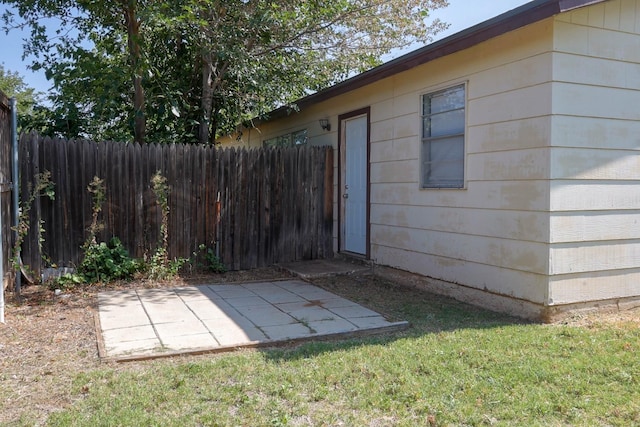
[262,0,607,123]
[559,0,606,12]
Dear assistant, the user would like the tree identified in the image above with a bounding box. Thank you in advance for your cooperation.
[2,0,449,143]
[0,64,60,134]
[0,63,39,117]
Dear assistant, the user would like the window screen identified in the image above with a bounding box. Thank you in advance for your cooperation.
[421,84,465,188]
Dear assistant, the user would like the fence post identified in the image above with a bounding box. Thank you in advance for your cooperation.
[10,98,19,295]
[0,165,4,323]
[0,92,11,322]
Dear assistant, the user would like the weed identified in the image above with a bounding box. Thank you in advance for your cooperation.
[84,176,106,247]
[77,237,141,284]
[189,244,226,274]
[53,177,142,287]
[12,170,55,276]
[147,172,187,280]
[53,272,85,290]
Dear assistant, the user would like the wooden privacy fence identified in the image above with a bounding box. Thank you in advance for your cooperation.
[19,133,334,274]
[0,92,12,290]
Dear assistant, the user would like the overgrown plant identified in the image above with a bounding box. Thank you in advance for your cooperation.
[11,170,55,274]
[201,244,226,273]
[79,177,141,283]
[84,176,106,247]
[78,237,141,284]
[56,176,141,288]
[188,244,227,274]
[148,172,186,279]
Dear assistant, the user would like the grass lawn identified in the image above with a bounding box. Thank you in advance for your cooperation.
[41,275,640,426]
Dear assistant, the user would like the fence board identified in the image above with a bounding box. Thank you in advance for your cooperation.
[67,140,82,265]
[18,134,34,270]
[132,143,144,256]
[0,92,12,289]
[17,134,333,275]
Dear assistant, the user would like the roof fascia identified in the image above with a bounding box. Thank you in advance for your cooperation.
[262,0,607,122]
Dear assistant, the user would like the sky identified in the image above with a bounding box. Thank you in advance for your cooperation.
[0,0,531,96]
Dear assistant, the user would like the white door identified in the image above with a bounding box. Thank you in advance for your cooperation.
[343,115,368,255]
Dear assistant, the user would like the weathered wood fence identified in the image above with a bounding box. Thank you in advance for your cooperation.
[19,133,334,274]
[0,91,12,289]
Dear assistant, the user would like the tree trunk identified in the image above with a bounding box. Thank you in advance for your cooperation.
[124,0,145,144]
[199,52,213,145]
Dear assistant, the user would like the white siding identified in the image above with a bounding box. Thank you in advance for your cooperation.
[223,19,557,307]
[549,0,640,304]
[372,244,548,303]
[362,19,555,304]
[549,269,640,304]
[220,0,640,314]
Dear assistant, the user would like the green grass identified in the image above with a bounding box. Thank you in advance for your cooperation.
[48,276,639,426]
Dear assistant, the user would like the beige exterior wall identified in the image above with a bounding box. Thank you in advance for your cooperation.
[371,20,556,306]
[224,19,558,309]
[548,0,640,305]
[220,0,640,315]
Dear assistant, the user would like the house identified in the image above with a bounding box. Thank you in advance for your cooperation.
[221,0,640,320]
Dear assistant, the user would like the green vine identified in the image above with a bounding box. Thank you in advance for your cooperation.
[55,176,141,288]
[84,176,106,248]
[11,170,55,274]
[148,171,186,279]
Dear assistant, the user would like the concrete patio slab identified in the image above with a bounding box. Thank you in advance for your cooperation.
[99,305,149,330]
[307,318,356,335]
[278,258,371,279]
[96,279,408,362]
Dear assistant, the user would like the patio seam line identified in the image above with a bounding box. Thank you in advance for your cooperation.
[206,283,275,341]
[177,286,223,347]
[136,289,166,350]
[213,285,264,336]
[253,283,324,336]
[264,284,319,327]
[234,283,311,337]
[282,283,362,330]
[326,306,360,329]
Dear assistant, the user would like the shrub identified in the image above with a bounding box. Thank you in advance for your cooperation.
[202,245,226,273]
[78,237,142,283]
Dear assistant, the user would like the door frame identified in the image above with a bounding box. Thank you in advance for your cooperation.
[338,107,371,259]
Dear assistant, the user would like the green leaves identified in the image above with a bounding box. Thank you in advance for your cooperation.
[4,0,450,142]
[0,64,41,121]
[78,237,142,283]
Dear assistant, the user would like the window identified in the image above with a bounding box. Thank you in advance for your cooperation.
[421,84,465,188]
[291,129,308,146]
[264,129,308,147]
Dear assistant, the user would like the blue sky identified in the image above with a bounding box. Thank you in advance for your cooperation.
[0,0,530,96]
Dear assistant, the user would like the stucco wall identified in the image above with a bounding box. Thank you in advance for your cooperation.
[548,0,640,305]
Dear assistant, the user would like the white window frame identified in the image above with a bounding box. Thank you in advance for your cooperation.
[420,83,466,189]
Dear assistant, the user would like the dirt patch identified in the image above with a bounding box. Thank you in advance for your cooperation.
[1,268,639,425]
[555,307,640,329]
